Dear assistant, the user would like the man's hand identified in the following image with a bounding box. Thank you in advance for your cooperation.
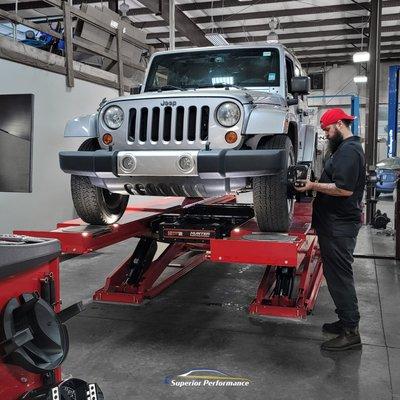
[294,179,315,192]
[295,180,353,197]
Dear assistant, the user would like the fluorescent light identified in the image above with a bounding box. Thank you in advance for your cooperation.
[353,75,368,83]
[353,51,370,63]
[205,33,229,46]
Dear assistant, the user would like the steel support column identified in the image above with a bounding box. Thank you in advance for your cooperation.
[169,0,175,50]
[365,0,382,224]
[351,95,360,136]
[387,65,400,158]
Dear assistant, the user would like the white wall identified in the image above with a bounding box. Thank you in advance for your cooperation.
[0,58,119,233]
[307,62,397,161]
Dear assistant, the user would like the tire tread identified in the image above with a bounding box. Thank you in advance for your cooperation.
[70,138,128,225]
[253,135,294,232]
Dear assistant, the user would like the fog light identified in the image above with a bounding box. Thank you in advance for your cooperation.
[102,133,113,145]
[225,131,238,144]
[178,155,194,173]
[121,155,136,172]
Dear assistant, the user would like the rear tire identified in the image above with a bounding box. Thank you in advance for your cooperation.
[253,135,295,232]
[70,138,129,225]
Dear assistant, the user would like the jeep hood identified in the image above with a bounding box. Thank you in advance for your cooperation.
[103,88,286,108]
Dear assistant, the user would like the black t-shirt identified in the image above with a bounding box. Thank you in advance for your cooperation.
[312,136,366,237]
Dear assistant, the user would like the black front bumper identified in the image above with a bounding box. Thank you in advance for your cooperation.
[59,149,287,179]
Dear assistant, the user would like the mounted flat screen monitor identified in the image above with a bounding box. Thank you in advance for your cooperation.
[0,94,34,192]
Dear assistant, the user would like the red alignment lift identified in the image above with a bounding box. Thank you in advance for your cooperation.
[15,196,323,320]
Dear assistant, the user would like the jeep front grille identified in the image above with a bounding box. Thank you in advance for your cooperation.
[128,105,210,144]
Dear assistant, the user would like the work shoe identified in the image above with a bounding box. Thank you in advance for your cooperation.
[322,320,344,335]
[321,327,362,351]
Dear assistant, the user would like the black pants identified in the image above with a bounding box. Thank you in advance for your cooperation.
[317,234,360,328]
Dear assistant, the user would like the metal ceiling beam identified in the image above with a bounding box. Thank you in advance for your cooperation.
[145,13,399,39]
[148,24,400,43]
[298,54,400,66]
[349,0,371,12]
[297,51,397,65]
[227,26,400,44]
[301,55,400,68]
[0,1,50,11]
[135,1,397,28]
[0,0,101,12]
[1,0,397,19]
[296,43,400,57]
[0,0,297,14]
[287,35,399,49]
[190,0,398,25]
[179,0,298,12]
[130,0,298,14]
[137,0,210,47]
[191,3,362,24]
[0,0,296,14]
[153,34,400,49]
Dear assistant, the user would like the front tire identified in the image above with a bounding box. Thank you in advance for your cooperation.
[253,135,295,232]
[70,139,129,225]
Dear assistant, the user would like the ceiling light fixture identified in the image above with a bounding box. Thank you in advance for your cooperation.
[353,23,369,63]
[205,33,229,46]
[353,51,370,63]
[353,75,368,83]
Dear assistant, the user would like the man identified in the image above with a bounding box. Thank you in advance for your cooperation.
[296,108,366,351]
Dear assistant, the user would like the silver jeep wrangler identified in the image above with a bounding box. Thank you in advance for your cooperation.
[60,44,317,232]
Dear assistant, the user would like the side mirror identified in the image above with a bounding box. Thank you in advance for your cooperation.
[291,76,310,95]
[130,85,142,95]
[287,98,299,106]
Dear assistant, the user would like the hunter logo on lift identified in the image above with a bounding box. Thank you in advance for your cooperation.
[160,100,177,107]
[162,228,216,242]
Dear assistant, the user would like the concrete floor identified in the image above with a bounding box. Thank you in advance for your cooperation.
[60,195,400,400]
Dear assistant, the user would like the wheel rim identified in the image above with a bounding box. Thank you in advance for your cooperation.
[287,150,295,216]
[101,189,125,213]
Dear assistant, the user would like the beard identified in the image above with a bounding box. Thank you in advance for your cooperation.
[328,128,344,154]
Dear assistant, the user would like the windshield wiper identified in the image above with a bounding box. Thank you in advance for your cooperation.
[157,85,186,92]
[212,83,248,90]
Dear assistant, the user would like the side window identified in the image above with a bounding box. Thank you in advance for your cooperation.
[285,57,295,94]
[295,65,301,77]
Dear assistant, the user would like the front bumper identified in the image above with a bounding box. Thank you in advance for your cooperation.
[59,149,287,179]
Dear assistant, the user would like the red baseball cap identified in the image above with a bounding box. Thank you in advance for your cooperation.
[320,108,355,130]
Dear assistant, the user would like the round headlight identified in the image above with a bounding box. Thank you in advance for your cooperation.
[103,106,124,130]
[216,102,241,127]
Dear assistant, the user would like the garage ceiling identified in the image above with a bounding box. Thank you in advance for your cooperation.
[1,0,399,67]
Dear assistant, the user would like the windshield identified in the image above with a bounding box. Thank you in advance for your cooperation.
[145,48,281,91]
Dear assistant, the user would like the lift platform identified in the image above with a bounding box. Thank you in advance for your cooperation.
[15,196,323,320]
